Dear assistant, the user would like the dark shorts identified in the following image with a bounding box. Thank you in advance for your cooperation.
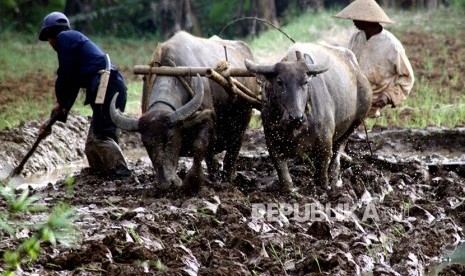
[89,70,127,142]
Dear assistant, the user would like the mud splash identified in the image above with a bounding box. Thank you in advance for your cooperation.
[1,115,465,275]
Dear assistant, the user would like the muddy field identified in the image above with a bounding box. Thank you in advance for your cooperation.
[1,115,465,275]
[2,26,465,275]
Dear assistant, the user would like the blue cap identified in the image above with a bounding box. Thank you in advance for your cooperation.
[39,12,71,41]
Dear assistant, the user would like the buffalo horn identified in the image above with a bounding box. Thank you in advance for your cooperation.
[244,59,276,74]
[109,93,139,131]
[307,64,329,75]
[168,74,205,124]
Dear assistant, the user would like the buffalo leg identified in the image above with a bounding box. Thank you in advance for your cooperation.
[222,108,251,182]
[206,154,221,181]
[222,133,244,183]
[270,150,293,193]
[222,153,239,182]
[314,140,332,190]
[183,127,209,191]
[328,121,362,187]
[328,140,346,187]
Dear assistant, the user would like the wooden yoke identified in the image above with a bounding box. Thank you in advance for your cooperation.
[134,65,254,77]
[134,62,261,110]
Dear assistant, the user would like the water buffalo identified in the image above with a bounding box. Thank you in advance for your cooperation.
[245,42,372,193]
[110,31,258,191]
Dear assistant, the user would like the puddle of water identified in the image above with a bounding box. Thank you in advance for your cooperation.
[124,148,151,163]
[17,162,86,190]
[15,148,151,190]
[425,243,465,275]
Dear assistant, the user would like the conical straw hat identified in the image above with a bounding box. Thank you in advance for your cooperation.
[334,0,395,24]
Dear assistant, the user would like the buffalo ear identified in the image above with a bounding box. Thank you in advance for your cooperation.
[304,54,316,78]
[304,53,315,65]
[304,53,328,77]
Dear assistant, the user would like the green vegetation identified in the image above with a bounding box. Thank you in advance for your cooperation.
[452,0,465,8]
[0,184,78,275]
[0,8,464,130]
[0,33,55,81]
[248,9,352,57]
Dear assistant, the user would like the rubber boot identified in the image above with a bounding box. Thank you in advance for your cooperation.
[85,130,131,179]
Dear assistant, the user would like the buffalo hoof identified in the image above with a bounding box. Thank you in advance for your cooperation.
[282,181,294,194]
[181,173,205,194]
[153,178,182,194]
[305,185,320,195]
[207,171,229,184]
[328,188,356,204]
[153,184,178,194]
[261,181,294,195]
[207,173,222,183]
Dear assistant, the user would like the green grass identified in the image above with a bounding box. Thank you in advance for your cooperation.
[91,35,159,74]
[0,96,54,130]
[1,8,464,130]
[72,81,143,117]
[0,37,55,82]
[247,9,352,58]
[393,7,465,36]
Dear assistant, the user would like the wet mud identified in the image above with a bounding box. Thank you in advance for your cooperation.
[1,115,465,275]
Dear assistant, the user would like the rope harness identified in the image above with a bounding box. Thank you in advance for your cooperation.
[143,55,197,114]
[141,45,261,114]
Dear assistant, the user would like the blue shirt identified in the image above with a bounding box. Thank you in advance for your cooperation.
[55,30,110,112]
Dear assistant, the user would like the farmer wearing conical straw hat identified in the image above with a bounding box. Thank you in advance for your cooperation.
[335,0,414,118]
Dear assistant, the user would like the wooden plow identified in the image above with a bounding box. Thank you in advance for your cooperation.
[133,60,261,113]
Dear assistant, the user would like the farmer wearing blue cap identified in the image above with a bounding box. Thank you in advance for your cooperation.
[38,11,131,179]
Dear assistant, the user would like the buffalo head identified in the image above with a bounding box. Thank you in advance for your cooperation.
[245,51,328,131]
[110,75,205,190]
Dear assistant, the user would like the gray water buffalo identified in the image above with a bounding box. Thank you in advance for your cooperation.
[110,31,258,192]
[245,42,372,193]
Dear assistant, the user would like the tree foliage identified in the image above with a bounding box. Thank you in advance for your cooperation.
[0,0,457,38]
[0,0,311,38]
[1,0,66,33]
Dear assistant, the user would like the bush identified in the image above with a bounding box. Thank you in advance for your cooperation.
[451,0,465,8]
